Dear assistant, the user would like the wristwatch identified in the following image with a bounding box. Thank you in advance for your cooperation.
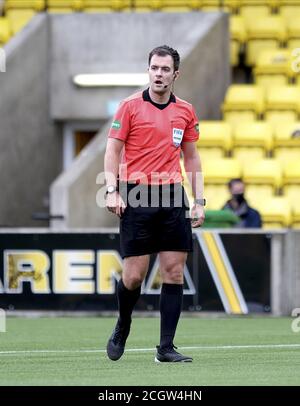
[194,198,206,206]
[106,185,117,195]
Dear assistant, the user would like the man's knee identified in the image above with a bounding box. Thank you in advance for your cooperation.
[161,263,184,284]
[123,272,144,290]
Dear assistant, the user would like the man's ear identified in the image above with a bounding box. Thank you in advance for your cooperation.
[173,71,179,80]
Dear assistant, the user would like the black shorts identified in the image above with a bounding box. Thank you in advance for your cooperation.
[119,183,193,258]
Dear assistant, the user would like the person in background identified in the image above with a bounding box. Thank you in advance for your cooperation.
[223,178,262,228]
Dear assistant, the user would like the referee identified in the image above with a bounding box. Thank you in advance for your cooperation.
[104,45,205,362]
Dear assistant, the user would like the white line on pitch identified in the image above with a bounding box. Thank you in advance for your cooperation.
[0,343,300,355]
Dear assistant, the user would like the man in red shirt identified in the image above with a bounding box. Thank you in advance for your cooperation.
[104,45,205,363]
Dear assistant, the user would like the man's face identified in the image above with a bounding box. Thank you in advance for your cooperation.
[148,54,177,94]
[230,181,245,196]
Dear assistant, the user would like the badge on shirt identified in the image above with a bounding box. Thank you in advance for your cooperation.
[172,128,184,147]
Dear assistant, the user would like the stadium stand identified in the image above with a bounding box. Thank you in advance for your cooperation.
[2,0,299,229]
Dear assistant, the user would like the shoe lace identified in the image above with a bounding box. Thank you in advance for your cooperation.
[113,325,128,345]
[156,343,179,354]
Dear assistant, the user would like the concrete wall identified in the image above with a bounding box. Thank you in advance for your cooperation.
[0,15,62,227]
[271,230,300,316]
[50,12,229,121]
[50,12,230,228]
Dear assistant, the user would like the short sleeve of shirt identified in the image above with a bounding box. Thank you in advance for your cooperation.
[108,101,131,141]
[182,106,200,143]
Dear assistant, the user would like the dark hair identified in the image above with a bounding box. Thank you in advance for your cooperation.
[228,178,244,189]
[148,45,180,72]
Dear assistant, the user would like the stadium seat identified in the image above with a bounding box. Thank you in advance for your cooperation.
[201,0,240,12]
[245,16,286,66]
[204,185,231,210]
[254,49,294,90]
[203,158,241,209]
[83,0,131,12]
[197,121,232,159]
[133,0,162,11]
[291,204,300,229]
[240,4,270,25]
[230,16,247,66]
[287,17,300,50]
[232,121,273,162]
[47,0,83,12]
[4,0,45,11]
[243,158,282,198]
[274,122,300,164]
[279,1,300,23]
[5,9,36,35]
[0,17,11,45]
[256,196,291,228]
[204,158,242,184]
[282,160,300,206]
[240,0,277,10]
[222,85,265,125]
[160,0,202,11]
[265,86,300,125]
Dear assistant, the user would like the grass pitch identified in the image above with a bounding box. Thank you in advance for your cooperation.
[0,316,300,386]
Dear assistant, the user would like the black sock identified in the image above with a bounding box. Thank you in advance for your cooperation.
[159,283,183,349]
[117,279,141,327]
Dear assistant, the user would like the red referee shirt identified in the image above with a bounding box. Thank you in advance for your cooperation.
[108,88,199,185]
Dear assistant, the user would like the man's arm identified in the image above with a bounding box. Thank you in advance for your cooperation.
[104,138,126,217]
[181,141,205,227]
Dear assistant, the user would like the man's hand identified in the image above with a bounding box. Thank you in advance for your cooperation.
[191,203,205,228]
[106,192,126,218]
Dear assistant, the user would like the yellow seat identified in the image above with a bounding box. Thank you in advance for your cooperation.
[160,0,201,11]
[4,0,45,11]
[245,16,286,66]
[204,158,242,183]
[222,85,265,125]
[6,9,36,35]
[197,121,232,158]
[282,160,300,206]
[291,204,300,229]
[230,16,247,66]
[223,111,258,127]
[287,17,300,50]
[273,122,300,163]
[279,2,300,22]
[243,158,282,193]
[83,0,130,11]
[244,185,275,207]
[254,49,294,90]
[233,121,273,162]
[205,185,231,210]
[223,85,265,114]
[133,0,162,10]
[256,196,291,228]
[48,0,83,11]
[201,0,240,12]
[240,0,277,9]
[265,86,300,124]
[240,5,270,25]
[0,17,11,45]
